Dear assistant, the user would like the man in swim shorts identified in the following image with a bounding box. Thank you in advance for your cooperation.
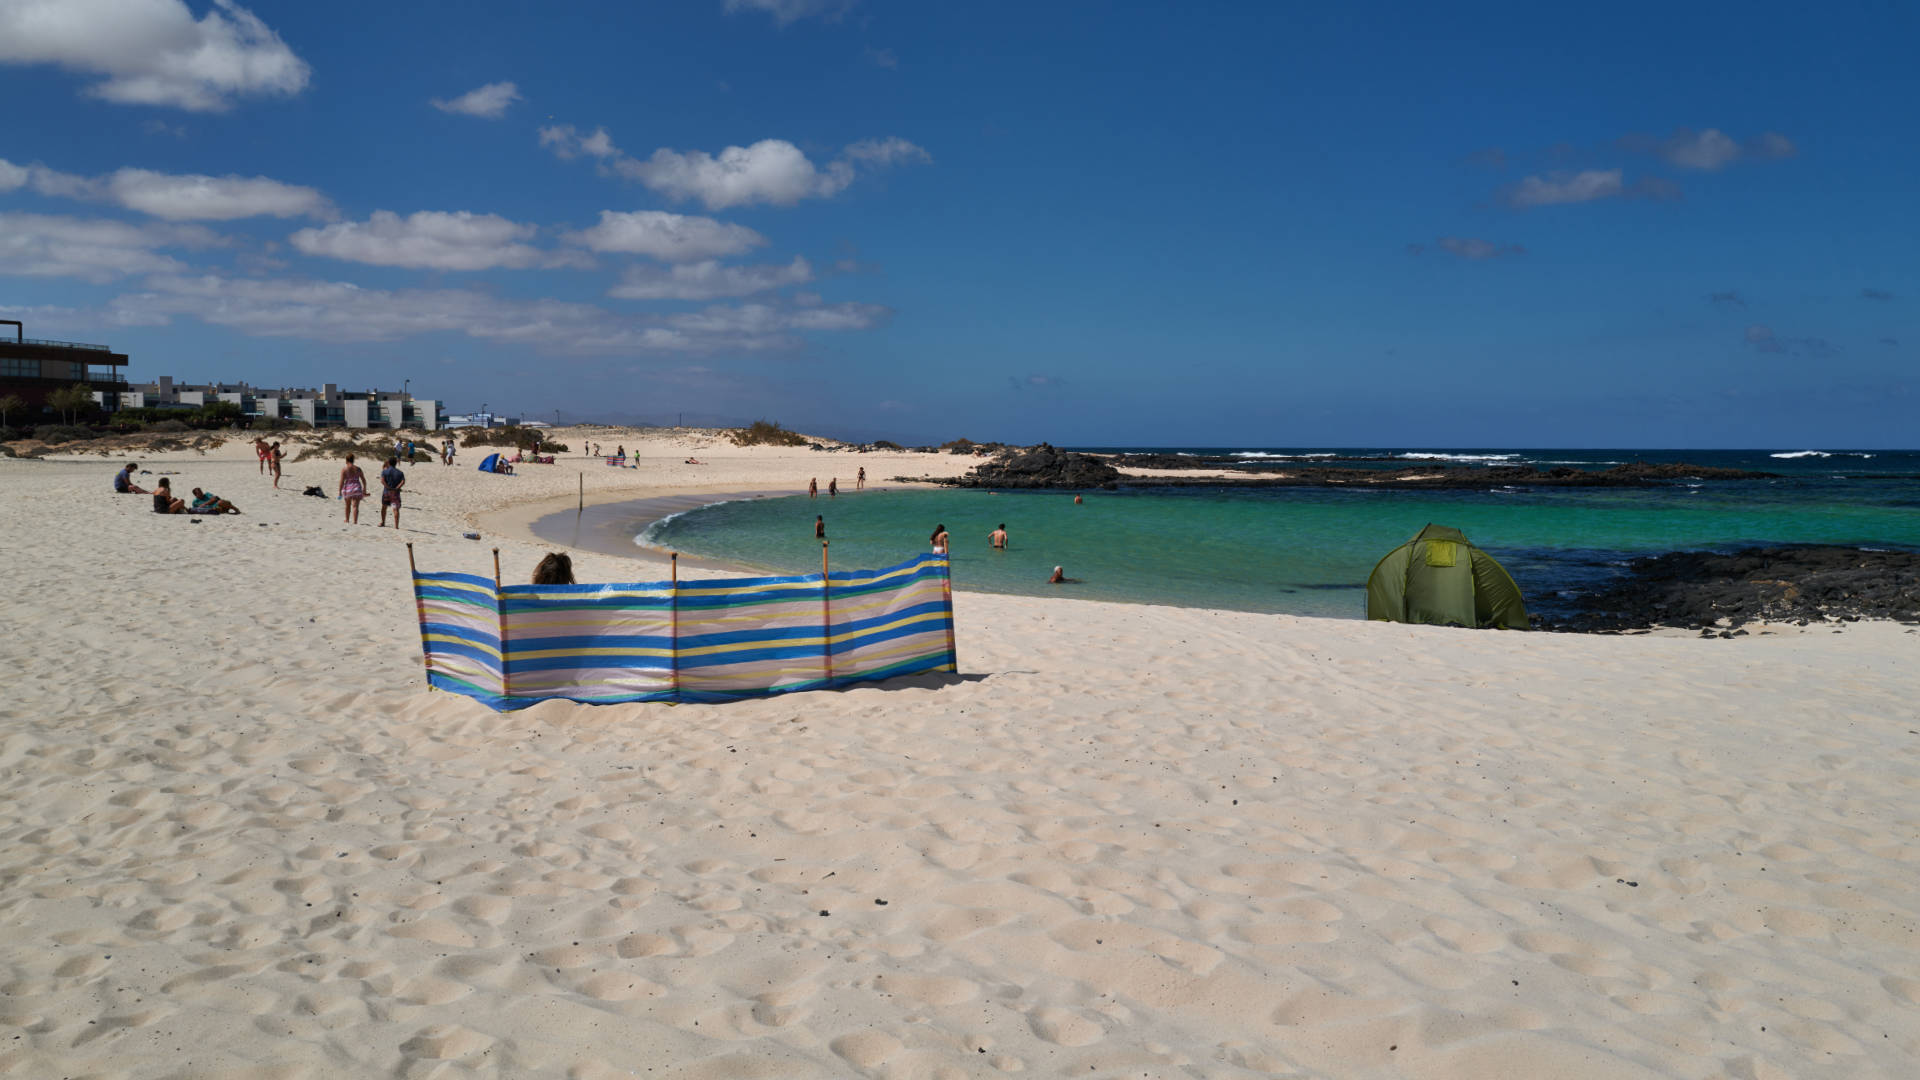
[988,524,1008,549]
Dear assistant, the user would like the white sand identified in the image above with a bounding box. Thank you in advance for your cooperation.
[3,430,1918,1079]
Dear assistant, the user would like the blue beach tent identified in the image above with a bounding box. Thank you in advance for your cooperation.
[477,453,507,473]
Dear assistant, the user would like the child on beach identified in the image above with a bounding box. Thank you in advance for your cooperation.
[339,454,368,524]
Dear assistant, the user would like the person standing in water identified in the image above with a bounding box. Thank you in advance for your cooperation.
[809,477,818,499]
[988,524,1008,549]
[828,477,837,498]
[815,515,826,539]
[930,523,949,554]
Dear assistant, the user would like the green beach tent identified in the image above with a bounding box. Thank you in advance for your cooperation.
[1365,524,1530,629]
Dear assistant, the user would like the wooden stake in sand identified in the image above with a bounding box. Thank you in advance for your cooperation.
[821,541,835,687]
[669,553,681,697]
[939,549,959,674]
[578,471,583,512]
[491,547,508,699]
[406,542,431,690]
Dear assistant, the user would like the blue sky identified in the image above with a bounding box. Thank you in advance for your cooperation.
[2,0,1913,447]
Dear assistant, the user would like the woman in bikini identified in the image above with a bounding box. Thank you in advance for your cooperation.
[270,442,284,489]
[929,523,949,554]
[339,453,368,524]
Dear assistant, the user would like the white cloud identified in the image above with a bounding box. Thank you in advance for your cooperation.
[565,209,767,262]
[722,0,853,25]
[289,210,586,271]
[541,127,928,209]
[0,0,309,111]
[609,256,812,300]
[0,212,222,283]
[1657,128,1741,170]
[0,157,332,220]
[104,168,331,220]
[107,272,889,352]
[626,139,854,209]
[1431,236,1525,259]
[843,136,930,167]
[431,81,521,119]
[1503,169,1623,207]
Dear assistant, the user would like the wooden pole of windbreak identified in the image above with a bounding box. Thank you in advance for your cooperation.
[821,541,835,687]
[491,547,508,699]
[938,548,959,674]
[669,553,681,699]
[578,471,583,512]
[407,542,431,690]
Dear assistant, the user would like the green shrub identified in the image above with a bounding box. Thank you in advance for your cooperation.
[31,424,97,444]
[730,420,809,447]
[458,426,563,452]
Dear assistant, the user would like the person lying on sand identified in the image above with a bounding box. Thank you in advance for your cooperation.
[114,462,149,495]
[189,488,240,514]
[151,478,186,514]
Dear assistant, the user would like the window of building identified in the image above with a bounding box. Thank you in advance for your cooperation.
[0,357,38,378]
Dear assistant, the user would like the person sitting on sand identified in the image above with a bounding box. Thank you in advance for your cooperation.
[988,523,1008,549]
[151,478,186,514]
[114,462,149,495]
[532,552,574,585]
[930,523,949,554]
[339,453,368,524]
[189,488,240,514]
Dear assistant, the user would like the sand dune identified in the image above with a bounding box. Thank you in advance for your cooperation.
[1,432,1916,1078]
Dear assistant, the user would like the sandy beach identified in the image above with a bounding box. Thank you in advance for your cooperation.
[3,429,1917,1079]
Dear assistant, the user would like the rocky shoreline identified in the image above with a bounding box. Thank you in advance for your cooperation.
[1535,546,1920,634]
[896,444,1778,490]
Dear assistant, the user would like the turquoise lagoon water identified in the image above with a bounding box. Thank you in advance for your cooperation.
[640,449,1920,620]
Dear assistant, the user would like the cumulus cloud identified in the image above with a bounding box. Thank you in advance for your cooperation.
[289,210,586,271]
[564,209,767,262]
[0,0,309,111]
[608,256,812,301]
[1412,236,1526,259]
[722,0,855,25]
[108,272,887,352]
[430,80,521,118]
[0,212,222,283]
[1619,127,1798,170]
[1501,169,1679,208]
[1861,288,1894,301]
[0,157,332,220]
[541,127,929,209]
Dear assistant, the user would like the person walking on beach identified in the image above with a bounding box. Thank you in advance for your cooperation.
[815,515,826,539]
[857,467,865,491]
[988,524,1008,549]
[339,453,368,524]
[269,442,284,489]
[378,455,405,528]
[930,523,948,554]
[809,477,818,499]
[828,477,837,498]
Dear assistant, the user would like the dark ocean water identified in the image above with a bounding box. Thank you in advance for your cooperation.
[641,448,1920,619]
